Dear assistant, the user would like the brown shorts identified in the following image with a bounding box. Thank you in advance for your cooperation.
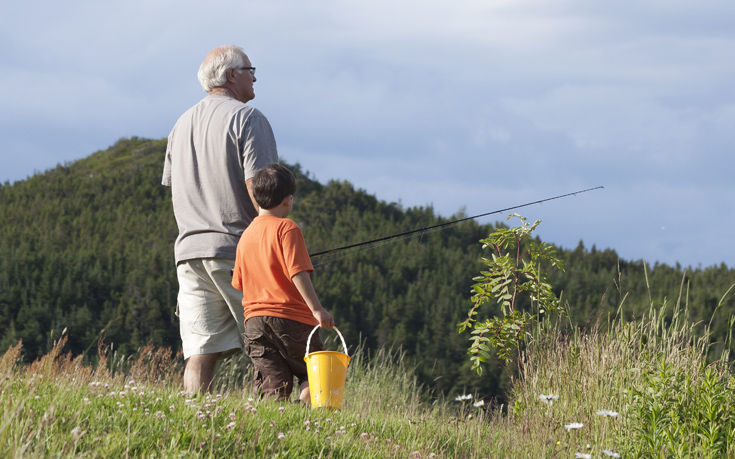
[243,316,323,400]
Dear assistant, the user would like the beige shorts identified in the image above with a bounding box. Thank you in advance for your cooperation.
[176,258,244,359]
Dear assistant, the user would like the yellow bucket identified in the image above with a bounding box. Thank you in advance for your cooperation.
[304,326,351,409]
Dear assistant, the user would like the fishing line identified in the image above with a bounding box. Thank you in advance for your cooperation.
[308,186,604,261]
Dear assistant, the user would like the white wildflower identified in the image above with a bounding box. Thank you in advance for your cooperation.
[277,432,286,440]
[539,394,559,405]
[225,421,236,431]
[71,426,84,440]
[454,394,472,402]
[575,453,592,459]
[602,450,620,458]
[473,400,485,408]
[596,409,619,418]
[564,422,584,431]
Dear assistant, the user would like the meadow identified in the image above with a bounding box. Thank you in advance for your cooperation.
[1,286,734,457]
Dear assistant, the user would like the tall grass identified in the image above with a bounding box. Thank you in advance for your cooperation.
[1,283,734,457]
[511,278,735,457]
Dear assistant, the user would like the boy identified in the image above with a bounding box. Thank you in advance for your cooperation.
[232,163,334,403]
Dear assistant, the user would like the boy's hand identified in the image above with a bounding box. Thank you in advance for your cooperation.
[313,308,334,329]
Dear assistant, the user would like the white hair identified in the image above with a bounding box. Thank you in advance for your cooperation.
[197,45,246,92]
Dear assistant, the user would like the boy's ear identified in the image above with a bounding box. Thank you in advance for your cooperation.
[281,194,293,206]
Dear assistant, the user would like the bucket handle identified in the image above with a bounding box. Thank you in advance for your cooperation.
[305,325,349,357]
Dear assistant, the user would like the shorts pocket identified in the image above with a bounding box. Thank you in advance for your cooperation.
[245,341,266,359]
[244,327,266,358]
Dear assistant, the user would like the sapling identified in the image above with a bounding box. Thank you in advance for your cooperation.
[458,214,565,375]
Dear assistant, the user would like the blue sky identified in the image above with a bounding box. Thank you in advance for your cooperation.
[1,1,733,268]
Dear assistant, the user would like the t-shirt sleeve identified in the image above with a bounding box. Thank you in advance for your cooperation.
[232,248,243,291]
[241,109,278,181]
[162,132,173,187]
[281,224,314,278]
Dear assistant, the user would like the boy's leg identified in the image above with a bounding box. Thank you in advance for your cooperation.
[298,381,310,404]
[244,317,295,399]
[263,317,323,403]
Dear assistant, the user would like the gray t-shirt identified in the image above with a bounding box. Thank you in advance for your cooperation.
[162,95,278,263]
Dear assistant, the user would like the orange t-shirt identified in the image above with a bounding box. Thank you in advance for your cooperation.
[231,214,317,326]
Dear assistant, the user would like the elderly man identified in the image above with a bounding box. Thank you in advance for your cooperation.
[162,45,278,393]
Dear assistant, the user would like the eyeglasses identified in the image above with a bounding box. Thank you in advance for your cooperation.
[235,66,256,76]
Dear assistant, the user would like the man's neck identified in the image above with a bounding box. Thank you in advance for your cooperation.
[209,87,235,98]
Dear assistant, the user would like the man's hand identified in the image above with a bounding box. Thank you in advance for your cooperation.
[245,178,260,217]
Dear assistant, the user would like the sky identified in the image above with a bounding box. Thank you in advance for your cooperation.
[1,1,733,269]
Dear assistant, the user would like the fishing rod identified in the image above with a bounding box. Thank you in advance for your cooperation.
[309,186,604,258]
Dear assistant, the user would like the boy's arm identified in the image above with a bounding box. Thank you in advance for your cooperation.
[292,271,334,328]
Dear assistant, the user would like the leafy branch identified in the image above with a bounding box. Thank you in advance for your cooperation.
[458,214,565,375]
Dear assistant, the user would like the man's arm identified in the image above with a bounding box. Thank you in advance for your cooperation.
[292,271,334,328]
[246,178,260,216]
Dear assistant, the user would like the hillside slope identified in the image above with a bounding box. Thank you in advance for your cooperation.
[1,137,733,399]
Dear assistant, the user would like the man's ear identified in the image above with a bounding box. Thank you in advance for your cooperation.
[226,68,236,83]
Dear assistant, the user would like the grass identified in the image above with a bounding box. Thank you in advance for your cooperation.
[1,285,734,457]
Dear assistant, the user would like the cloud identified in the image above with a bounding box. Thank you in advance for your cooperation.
[0,0,733,267]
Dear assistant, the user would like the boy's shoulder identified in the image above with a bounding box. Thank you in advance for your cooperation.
[249,215,301,233]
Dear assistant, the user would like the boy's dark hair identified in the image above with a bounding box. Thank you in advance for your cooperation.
[252,163,296,210]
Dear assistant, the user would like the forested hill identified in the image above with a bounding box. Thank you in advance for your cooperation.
[1,137,733,399]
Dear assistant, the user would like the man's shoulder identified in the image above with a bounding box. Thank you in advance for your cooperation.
[180,95,259,118]
[172,96,266,133]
